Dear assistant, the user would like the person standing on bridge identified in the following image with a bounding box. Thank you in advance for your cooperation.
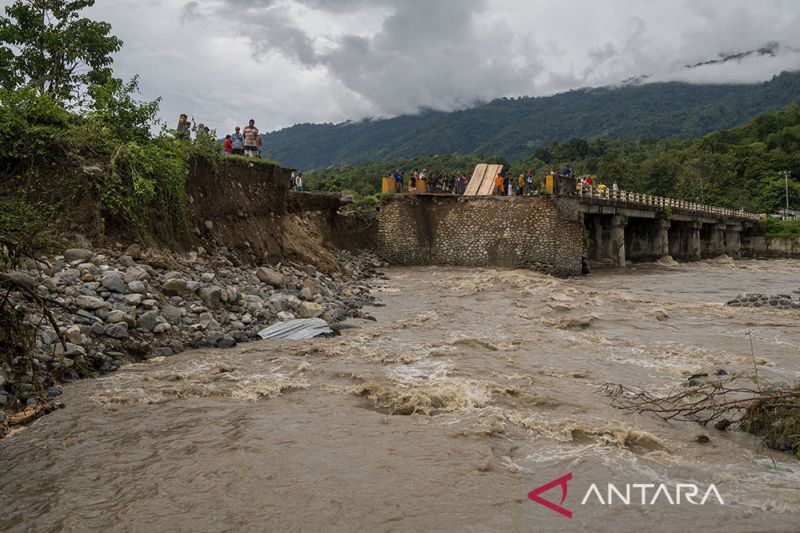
[517,174,526,196]
[495,173,504,195]
[410,170,418,193]
[394,170,403,193]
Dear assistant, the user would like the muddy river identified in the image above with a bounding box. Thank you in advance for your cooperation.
[2,258,800,532]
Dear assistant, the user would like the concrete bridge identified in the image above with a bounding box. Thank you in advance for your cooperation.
[376,186,761,276]
[576,187,759,267]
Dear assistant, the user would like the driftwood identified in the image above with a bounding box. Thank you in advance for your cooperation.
[0,401,64,437]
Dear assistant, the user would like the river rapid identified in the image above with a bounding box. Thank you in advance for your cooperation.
[2,258,800,532]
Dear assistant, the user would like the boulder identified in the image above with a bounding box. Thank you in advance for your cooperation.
[5,271,36,291]
[153,322,171,334]
[256,267,284,287]
[65,325,82,345]
[106,310,127,324]
[75,295,106,310]
[123,266,149,283]
[101,271,126,293]
[105,322,129,339]
[297,301,324,319]
[136,310,159,332]
[199,286,223,308]
[161,278,189,297]
[127,280,147,294]
[64,248,94,262]
[162,304,183,324]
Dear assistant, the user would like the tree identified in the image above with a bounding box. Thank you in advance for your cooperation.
[0,0,122,102]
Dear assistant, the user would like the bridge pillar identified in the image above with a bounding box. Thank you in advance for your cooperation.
[700,222,725,258]
[656,219,670,258]
[611,215,627,267]
[724,225,742,258]
[688,221,702,261]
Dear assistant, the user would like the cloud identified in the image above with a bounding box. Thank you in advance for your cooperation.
[12,0,799,133]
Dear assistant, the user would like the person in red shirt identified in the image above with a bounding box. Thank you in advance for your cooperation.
[223,135,233,154]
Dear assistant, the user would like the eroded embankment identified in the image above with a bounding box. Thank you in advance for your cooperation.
[1,157,378,429]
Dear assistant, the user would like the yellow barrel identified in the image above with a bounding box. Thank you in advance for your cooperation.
[545,174,554,194]
[417,179,428,194]
[382,177,397,194]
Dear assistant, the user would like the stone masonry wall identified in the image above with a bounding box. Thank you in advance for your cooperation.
[377,195,584,277]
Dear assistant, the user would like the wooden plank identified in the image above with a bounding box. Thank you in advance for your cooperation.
[464,164,487,196]
[464,163,504,196]
[478,164,503,195]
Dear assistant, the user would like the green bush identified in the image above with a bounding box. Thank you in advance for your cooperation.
[761,218,800,238]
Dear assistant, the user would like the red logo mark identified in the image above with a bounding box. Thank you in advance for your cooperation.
[528,472,573,518]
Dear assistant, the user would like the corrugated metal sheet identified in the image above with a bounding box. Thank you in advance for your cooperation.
[257,318,333,340]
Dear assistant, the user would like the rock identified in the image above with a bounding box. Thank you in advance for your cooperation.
[125,243,141,257]
[256,267,284,287]
[127,280,147,294]
[277,311,295,321]
[153,322,171,334]
[198,312,220,331]
[199,286,222,308]
[200,272,215,283]
[105,322,129,339]
[0,368,6,387]
[161,278,189,297]
[322,307,348,322]
[136,310,159,332]
[695,434,710,444]
[124,293,143,306]
[75,295,106,310]
[204,220,214,230]
[106,310,127,323]
[714,419,732,431]
[123,266,149,283]
[64,248,94,262]
[216,335,237,349]
[5,271,36,291]
[65,325,82,345]
[302,278,321,296]
[47,387,62,399]
[101,271,126,293]
[119,255,136,267]
[303,264,317,277]
[162,304,183,324]
[299,287,314,301]
[297,301,323,319]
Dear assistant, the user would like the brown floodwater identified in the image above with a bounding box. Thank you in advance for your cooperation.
[2,258,800,532]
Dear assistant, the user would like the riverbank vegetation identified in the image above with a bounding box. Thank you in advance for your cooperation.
[0,1,228,263]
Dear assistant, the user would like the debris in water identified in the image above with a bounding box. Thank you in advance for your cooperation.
[257,318,333,340]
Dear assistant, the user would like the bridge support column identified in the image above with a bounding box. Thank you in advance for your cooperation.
[656,219,670,258]
[688,221,702,261]
[711,223,726,257]
[725,225,742,258]
[611,215,627,268]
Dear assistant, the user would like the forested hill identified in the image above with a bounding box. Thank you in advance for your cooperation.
[262,71,800,171]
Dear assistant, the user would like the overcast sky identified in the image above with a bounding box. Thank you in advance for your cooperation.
[5,0,800,133]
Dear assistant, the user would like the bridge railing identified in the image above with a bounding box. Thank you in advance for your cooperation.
[575,185,760,221]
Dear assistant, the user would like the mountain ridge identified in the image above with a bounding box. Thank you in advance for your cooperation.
[262,70,800,171]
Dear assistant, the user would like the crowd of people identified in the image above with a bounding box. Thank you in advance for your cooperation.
[222,119,262,158]
[385,163,619,197]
